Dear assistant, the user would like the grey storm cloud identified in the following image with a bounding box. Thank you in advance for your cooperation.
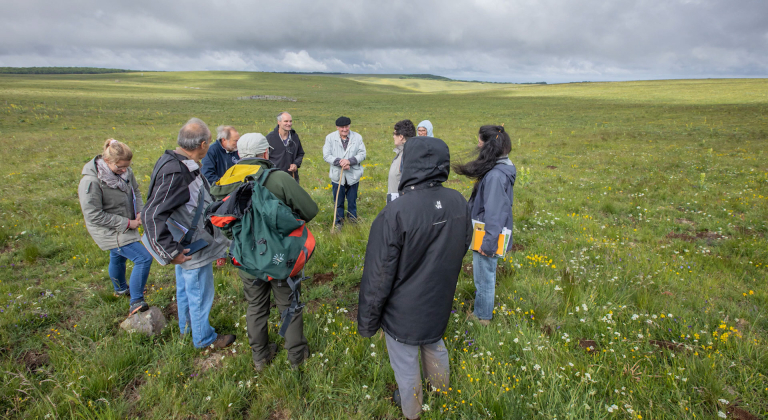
[1,0,767,82]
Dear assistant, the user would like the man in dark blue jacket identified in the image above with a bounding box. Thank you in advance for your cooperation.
[201,125,240,184]
[358,136,472,420]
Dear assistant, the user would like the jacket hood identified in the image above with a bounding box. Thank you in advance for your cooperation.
[82,156,99,176]
[495,157,517,184]
[398,137,450,191]
[417,120,433,137]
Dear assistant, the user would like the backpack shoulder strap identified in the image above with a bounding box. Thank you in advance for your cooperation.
[252,167,279,186]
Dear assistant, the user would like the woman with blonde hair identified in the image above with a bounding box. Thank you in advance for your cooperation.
[78,139,153,316]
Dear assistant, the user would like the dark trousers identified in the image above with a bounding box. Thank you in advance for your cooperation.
[240,271,308,365]
[331,181,359,224]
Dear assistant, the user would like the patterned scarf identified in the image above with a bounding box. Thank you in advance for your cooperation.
[95,157,129,192]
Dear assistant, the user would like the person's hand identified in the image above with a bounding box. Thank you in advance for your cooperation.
[339,159,350,168]
[170,249,192,265]
[288,164,297,172]
[128,219,141,229]
[479,249,491,257]
[136,213,142,223]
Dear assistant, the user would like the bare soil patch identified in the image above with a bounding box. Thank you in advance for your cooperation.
[727,404,760,420]
[510,243,525,252]
[579,339,598,353]
[269,408,293,420]
[546,165,557,169]
[163,301,178,319]
[21,350,49,371]
[311,272,335,286]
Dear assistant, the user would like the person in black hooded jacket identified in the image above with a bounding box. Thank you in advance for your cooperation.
[358,136,472,420]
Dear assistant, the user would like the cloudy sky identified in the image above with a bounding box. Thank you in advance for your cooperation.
[2,0,766,83]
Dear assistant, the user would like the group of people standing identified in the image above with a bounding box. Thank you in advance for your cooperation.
[77,113,515,420]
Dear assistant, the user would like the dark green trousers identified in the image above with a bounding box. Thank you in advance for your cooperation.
[239,271,308,365]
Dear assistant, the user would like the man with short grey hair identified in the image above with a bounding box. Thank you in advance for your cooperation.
[201,125,240,184]
[142,118,236,351]
[266,112,305,183]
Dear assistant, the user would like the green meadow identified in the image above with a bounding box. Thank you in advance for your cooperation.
[0,72,767,419]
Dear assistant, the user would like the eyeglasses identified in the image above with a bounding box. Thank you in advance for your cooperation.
[113,162,131,170]
[393,132,401,136]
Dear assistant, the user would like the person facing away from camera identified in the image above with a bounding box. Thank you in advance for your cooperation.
[453,125,516,327]
[78,139,153,316]
[387,119,417,203]
[218,133,318,371]
[141,118,235,350]
[201,125,240,185]
[266,112,305,183]
[358,136,472,420]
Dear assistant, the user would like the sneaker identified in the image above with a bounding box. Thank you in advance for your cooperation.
[211,334,236,350]
[114,288,130,298]
[290,346,310,370]
[216,258,227,268]
[468,312,491,327]
[254,342,278,372]
[129,300,149,316]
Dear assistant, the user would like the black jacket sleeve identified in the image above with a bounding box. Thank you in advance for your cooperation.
[294,132,305,168]
[140,171,190,263]
[357,211,403,337]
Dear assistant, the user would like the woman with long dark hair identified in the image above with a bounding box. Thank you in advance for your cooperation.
[454,125,516,326]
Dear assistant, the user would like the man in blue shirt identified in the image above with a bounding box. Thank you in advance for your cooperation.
[201,125,240,184]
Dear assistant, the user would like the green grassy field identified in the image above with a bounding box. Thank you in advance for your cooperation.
[0,72,767,419]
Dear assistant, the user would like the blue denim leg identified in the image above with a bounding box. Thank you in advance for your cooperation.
[345,182,359,220]
[112,242,153,304]
[108,249,128,292]
[331,182,346,224]
[175,265,217,348]
[473,251,499,320]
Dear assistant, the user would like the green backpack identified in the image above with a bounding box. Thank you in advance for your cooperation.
[209,168,316,336]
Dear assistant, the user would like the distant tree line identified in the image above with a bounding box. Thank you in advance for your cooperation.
[0,67,133,74]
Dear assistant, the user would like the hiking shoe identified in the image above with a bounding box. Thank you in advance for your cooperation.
[114,288,130,298]
[211,334,236,350]
[129,300,149,316]
[254,343,278,372]
[392,389,402,408]
[468,312,491,327]
[216,258,227,268]
[290,347,310,370]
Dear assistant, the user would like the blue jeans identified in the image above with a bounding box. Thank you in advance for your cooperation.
[473,251,499,320]
[108,241,153,304]
[175,265,218,348]
[331,181,359,224]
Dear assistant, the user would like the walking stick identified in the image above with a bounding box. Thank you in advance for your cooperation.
[331,167,345,232]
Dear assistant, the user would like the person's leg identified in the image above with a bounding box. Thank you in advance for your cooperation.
[385,332,423,420]
[175,265,191,334]
[331,182,345,225]
[420,339,451,392]
[180,265,217,348]
[240,271,273,364]
[472,251,499,320]
[272,278,308,365]
[119,242,153,304]
[108,249,128,293]
[345,182,359,221]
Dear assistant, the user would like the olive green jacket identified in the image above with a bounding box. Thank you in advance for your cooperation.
[78,157,143,251]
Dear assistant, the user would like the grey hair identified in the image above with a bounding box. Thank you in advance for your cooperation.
[216,125,235,141]
[276,112,290,122]
[177,118,211,151]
